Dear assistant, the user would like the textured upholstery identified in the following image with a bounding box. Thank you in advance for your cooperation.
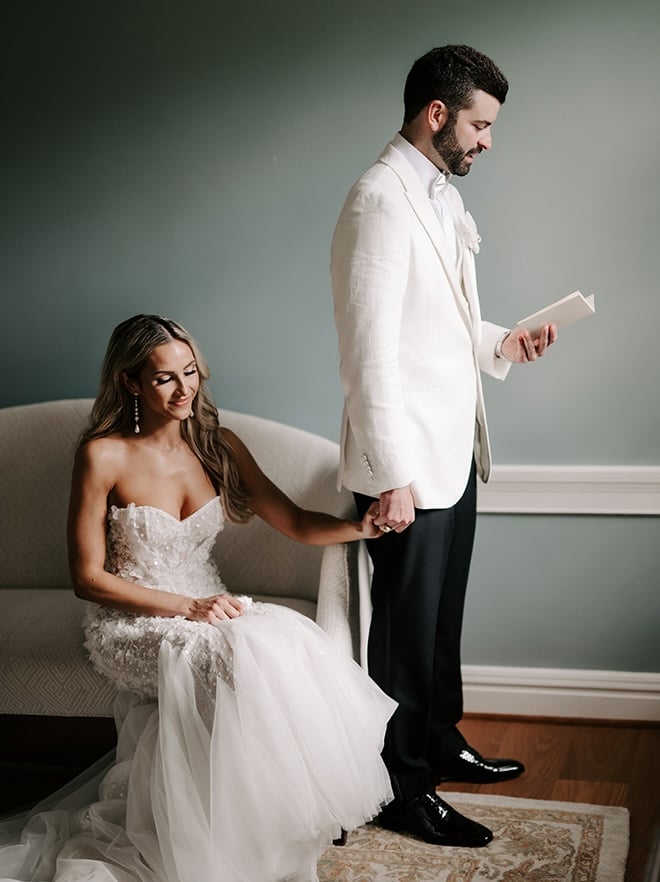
[0,400,363,717]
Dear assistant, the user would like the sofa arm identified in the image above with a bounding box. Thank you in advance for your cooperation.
[316,543,355,659]
[316,542,373,667]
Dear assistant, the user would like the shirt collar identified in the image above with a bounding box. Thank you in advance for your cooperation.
[392,132,450,200]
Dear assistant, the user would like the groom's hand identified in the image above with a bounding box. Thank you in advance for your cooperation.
[374,486,415,534]
[502,323,557,363]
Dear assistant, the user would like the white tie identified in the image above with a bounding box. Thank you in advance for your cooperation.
[428,173,458,268]
[429,171,450,201]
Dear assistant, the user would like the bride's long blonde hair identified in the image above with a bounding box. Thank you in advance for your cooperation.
[79,314,252,523]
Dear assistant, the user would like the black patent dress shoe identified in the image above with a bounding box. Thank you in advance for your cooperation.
[437,746,525,784]
[378,792,493,847]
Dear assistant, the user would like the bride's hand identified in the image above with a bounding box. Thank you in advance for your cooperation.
[359,501,384,540]
[187,594,245,623]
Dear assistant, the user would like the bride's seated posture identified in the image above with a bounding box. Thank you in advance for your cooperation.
[0,314,396,882]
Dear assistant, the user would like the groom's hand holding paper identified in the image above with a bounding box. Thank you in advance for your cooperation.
[501,290,595,362]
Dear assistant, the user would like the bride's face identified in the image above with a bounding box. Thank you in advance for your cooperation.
[134,339,200,424]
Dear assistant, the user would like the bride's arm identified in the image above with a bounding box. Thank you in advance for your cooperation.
[67,441,243,621]
[223,429,382,545]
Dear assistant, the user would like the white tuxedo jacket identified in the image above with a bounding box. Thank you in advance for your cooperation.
[331,138,510,510]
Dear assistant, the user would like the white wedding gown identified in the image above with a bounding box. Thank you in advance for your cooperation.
[0,497,395,882]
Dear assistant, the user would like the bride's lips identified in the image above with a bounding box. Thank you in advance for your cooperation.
[171,398,191,408]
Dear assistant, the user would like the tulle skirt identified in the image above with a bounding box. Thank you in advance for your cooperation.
[0,603,396,882]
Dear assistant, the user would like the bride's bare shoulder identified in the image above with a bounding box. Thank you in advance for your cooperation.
[75,433,131,473]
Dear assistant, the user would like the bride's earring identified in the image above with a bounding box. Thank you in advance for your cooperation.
[133,394,140,434]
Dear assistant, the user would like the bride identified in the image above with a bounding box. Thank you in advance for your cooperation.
[0,314,396,882]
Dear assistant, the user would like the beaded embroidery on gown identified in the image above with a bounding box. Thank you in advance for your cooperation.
[0,497,395,882]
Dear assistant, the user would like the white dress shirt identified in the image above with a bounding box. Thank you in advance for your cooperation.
[392,132,459,269]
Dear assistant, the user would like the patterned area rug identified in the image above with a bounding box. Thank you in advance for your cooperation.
[318,791,629,882]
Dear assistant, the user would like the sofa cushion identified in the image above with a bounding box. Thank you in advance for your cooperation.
[0,589,116,716]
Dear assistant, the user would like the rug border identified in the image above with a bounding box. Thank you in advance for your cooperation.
[440,788,630,817]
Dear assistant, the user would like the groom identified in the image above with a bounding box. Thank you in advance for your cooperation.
[330,45,556,848]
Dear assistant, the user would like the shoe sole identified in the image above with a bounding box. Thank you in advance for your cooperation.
[437,768,524,784]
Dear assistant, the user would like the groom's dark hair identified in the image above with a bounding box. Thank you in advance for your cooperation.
[403,45,509,123]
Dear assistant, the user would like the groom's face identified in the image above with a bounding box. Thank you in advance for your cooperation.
[432,89,500,176]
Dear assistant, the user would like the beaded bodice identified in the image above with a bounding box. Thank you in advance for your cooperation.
[106,497,226,597]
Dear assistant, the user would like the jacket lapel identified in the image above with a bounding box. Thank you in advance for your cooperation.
[377,142,473,332]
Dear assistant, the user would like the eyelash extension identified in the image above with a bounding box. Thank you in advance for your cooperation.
[155,366,197,385]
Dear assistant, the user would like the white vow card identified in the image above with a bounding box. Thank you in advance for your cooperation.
[516,290,596,336]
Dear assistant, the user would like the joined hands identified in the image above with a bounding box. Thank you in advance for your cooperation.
[373,486,415,535]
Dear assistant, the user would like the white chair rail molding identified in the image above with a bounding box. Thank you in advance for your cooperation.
[477,465,660,516]
[462,665,660,722]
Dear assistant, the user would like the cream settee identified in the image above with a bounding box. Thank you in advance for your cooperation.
[0,399,368,722]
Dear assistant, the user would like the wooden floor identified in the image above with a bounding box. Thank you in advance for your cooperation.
[455,715,660,882]
[2,713,659,881]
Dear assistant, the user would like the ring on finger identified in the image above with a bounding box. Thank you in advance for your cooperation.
[380,524,393,533]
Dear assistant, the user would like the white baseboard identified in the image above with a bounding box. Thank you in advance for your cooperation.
[477,465,660,515]
[462,665,660,721]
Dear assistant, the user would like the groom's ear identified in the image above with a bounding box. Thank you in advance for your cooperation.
[427,100,450,133]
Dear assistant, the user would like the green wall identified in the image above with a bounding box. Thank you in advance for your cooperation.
[3,0,658,672]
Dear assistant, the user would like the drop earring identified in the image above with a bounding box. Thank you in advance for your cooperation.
[133,394,140,434]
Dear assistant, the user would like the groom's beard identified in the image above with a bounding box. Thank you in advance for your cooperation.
[432,123,478,177]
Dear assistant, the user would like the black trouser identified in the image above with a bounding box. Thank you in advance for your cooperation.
[354,462,477,802]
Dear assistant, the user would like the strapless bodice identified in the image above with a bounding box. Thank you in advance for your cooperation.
[105,496,225,597]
